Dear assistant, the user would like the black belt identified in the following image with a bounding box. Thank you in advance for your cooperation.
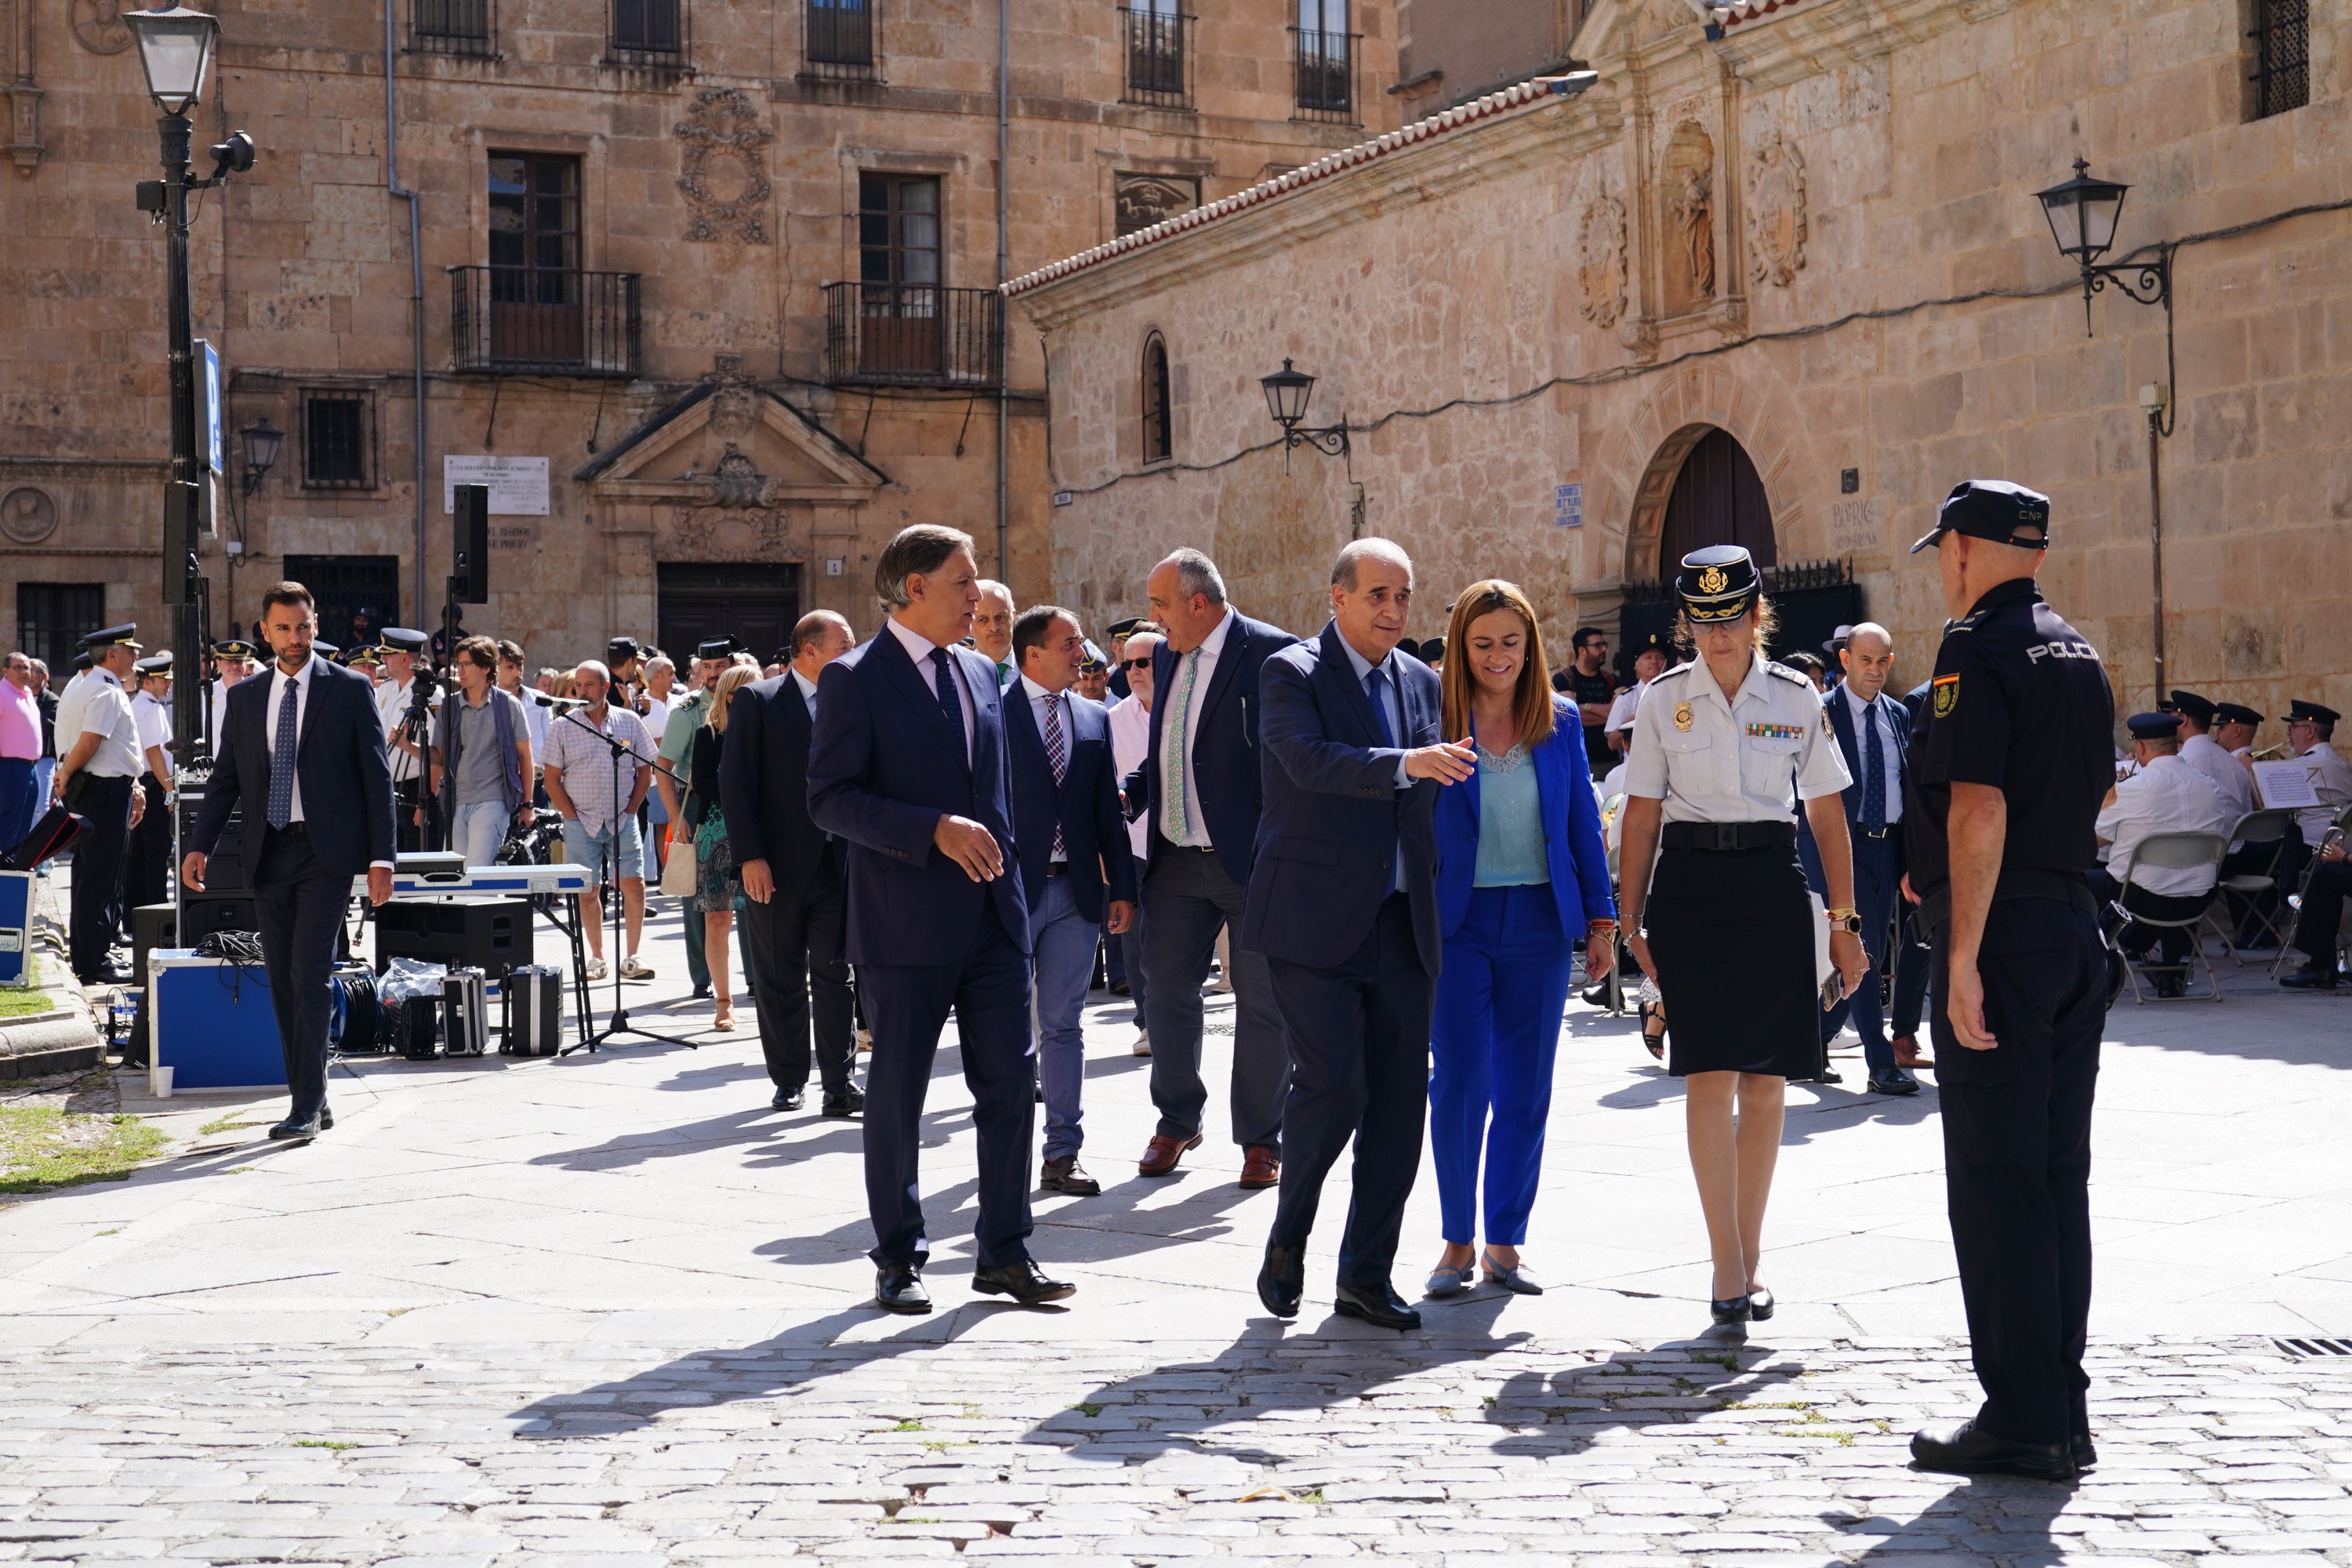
[1045,862,1070,877]
[267,820,309,836]
[1911,869,2093,941]
[1660,820,1796,852]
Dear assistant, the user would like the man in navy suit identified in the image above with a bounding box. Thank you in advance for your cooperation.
[1005,604,1137,1198]
[1798,621,1919,1095]
[1244,540,1475,1332]
[183,581,396,1141]
[720,609,860,1118]
[807,524,1070,1315]
[1123,549,1298,1186]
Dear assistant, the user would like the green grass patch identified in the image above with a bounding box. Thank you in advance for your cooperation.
[290,1439,359,1450]
[887,1418,924,1432]
[197,1114,265,1138]
[1068,1402,1103,1417]
[0,986,60,1018]
[0,1108,166,1195]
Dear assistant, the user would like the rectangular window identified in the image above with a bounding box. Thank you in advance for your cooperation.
[858,173,940,287]
[14,583,105,679]
[807,0,877,76]
[2249,0,2309,118]
[610,0,686,64]
[412,0,495,55]
[1121,4,1192,109]
[486,152,584,365]
[299,390,373,490]
[1292,0,1354,122]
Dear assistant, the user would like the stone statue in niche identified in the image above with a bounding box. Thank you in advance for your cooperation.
[1661,122,1716,315]
[675,88,774,244]
[1672,166,1714,297]
[1748,133,1808,288]
[1576,194,1627,328]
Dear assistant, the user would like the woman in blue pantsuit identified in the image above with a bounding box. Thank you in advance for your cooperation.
[1425,581,1617,1298]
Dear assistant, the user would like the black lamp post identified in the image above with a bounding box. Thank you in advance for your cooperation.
[240,416,281,495]
[1260,358,1351,461]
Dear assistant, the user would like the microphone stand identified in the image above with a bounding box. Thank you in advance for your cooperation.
[550,700,696,1055]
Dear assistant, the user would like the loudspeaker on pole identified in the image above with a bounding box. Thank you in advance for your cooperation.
[454,483,490,604]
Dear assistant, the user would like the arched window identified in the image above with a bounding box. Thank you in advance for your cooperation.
[1141,332,1173,464]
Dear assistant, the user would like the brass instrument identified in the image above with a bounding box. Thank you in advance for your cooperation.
[2251,741,2296,760]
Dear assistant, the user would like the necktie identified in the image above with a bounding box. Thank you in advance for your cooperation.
[1162,648,1201,844]
[267,676,298,829]
[1044,693,1068,859]
[928,648,965,763]
[1365,666,1396,746]
[1860,698,1886,834]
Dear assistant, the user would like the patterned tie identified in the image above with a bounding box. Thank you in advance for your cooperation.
[1044,692,1068,859]
[1365,666,1396,746]
[1860,697,1886,835]
[267,675,298,829]
[928,647,964,764]
[1161,648,1201,844]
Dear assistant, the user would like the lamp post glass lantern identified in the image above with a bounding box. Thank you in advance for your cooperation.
[1261,358,1316,430]
[125,5,219,116]
[2034,158,2128,264]
[241,418,281,495]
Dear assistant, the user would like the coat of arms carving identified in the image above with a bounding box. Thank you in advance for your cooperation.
[675,88,774,244]
[1575,194,1628,329]
[1747,135,1809,288]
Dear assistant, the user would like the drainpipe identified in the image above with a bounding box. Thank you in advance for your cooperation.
[386,0,426,622]
[995,0,1009,581]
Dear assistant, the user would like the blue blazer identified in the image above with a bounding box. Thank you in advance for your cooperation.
[806,626,1029,967]
[1122,609,1298,889]
[190,656,396,880]
[1004,681,1136,925]
[1798,684,1910,890]
[1240,621,1444,975]
[1432,698,1615,941]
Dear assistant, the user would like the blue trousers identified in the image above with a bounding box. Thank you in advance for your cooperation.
[1820,830,1901,1074]
[1428,883,1577,1247]
[0,757,36,856]
[1029,873,1102,1161]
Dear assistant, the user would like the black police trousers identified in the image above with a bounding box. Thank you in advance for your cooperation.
[1929,895,2104,1446]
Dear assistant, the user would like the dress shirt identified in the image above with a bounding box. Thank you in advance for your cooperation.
[1336,634,1410,891]
[790,666,822,724]
[885,615,975,764]
[2096,753,2234,896]
[1841,683,1904,825]
[0,679,38,762]
[1160,606,1233,848]
[1604,678,1649,736]
[506,682,550,757]
[540,702,652,837]
[2289,742,2352,844]
[1623,653,1852,823]
[2176,731,2252,826]
[265,656,325,821]
[1108,692,1152,859]
[376,676,434,783]
[50,669,96,758]
[67,671,144,780]
[132,691,172,775]
[1018,673,1073,864]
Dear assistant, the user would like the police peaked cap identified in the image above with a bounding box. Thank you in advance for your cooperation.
[133,653,173,676]
[2125,711,2183,740]
[1911,479,2053,554]
[81,623,141,651]
[1675,545,1761,623]
[607,635,644,661]
[2212,702,2263,727]
[2282,699,2342,725]
[696,635,744,661]
[2161,690,2217,724]
[212,639,259,660]
[381,627,430,654]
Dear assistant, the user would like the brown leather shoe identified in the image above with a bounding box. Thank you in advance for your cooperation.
[1893,1035,1934,1070]
[1137,1131,1203,1178]
[1239,1145,1280,1189]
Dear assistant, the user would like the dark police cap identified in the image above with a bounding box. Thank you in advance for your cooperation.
[134,653,173,675]
[314,640,340,658]
[212,638,259,660]
[1675,545,1760,622]
[2213,702,2263,727]
[607,635,644,662]
[695,635,743,661]
[1629,629,1670,657]
[2282,699,2342,725]
[771,648,793,669]
[381,627,429,654]
[1911,479,2053,554]
[347,644,383,666]
[80,623,141,651]
[2126,711,2183,741]
[1080,641,1107,672]
[2161,689,2217,724]
[71,652,92,673]
[1106,617,1146,641]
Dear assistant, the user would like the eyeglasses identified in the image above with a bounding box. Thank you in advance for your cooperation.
[1119,657,1152,671]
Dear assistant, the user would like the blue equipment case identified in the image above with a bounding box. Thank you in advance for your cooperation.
[148,947,285,1095]
[0,871,29,987]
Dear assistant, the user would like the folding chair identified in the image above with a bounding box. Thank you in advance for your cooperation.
[2277,803,2352,982]
[2209,807,2295,964]
[2106,829,2229,1004]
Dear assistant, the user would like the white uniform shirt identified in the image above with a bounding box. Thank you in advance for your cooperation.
[884,616,975,765]
[2176,731,2252,826]
[1623,655,1852,822]
[51,668,97,758]
[376,675,437,784]
[2290,741,2352,844]
[1605,678,1650,738]
[1158,606,1234,849]
[63,670,146,780]
[2096,752,2234,896]
[1108,691,1152,860]
[132,690,172,777]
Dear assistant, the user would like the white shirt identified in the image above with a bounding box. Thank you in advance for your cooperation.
[263,656,328,824]
[506,683,550,757]
[132,690,172,777]
[790,666,822,724]
[376,675,436,783]
[885,615,975,764]
[1108,692,1153,860]
[2289,741,2352,844]
[51,667,96,758]
[60,669,143,780]
[1623,655,1852,824]
[1606,678,1648,739]
[2096,753,2234,896]
[2176,731,2252,827]
[1018,673,1074,864]
[1158,607,1234,848]
[638,688,673,741]
[1840,683,1904,826]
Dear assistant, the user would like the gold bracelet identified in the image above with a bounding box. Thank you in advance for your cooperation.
[1825,906,1858,921]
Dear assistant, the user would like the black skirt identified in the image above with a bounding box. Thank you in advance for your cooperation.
[1646,841,1823,1079]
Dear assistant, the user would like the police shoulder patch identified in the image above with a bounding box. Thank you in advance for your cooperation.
[1764,661,1812,686]
[1931,673,1960,718]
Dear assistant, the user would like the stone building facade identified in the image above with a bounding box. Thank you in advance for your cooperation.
[1012,0,2348,729]
[0,0,1399,669]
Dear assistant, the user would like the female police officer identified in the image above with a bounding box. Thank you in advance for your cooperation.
[1617,546,1867,1325]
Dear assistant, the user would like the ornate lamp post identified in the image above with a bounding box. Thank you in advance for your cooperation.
[239,417,282,495]
[1260,359,1351,459]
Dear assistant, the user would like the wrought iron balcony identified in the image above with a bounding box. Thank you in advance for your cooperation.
[1290,27,1357,122]
[804,0,880,81]
[450,267,642,377]
[824,282,1004,389]
[1120,8,1194,110]
[412,0,495,56]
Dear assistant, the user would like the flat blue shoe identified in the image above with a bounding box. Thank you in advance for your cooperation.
[1480,1251,1544,1295]
[1425,1264,1470,1298]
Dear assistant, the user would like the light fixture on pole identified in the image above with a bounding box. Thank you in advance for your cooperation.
[1260,358,1351,459]
[239,417,281,495]
[126,3,219,115]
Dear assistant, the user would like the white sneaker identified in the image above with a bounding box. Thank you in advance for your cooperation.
[585,956,609,981]
[1131,1029,1151,1058]
[619,954,656,980]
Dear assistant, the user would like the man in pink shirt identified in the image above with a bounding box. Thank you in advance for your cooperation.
[0,651,42,851]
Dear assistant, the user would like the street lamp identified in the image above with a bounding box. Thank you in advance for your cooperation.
[239,417,281,495]
[1260,358,1350,459]
[125,3,218,115]
[2034,158,2170,339]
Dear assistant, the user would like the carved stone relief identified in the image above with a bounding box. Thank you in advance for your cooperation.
[1661,122,1715,316]
[675,87,773,244]
[1115,173,1200,238]
[1,484,57,543]
[706,445,771,509]
[1747,134,1808,287]
[68,0,131,53]
[667,507,786,561]
[1575,193,1627,329]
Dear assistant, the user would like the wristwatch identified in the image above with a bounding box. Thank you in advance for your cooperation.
[1824,907,1864,935]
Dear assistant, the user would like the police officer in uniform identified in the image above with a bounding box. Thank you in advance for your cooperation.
[205,639,261,757]
[376,629,437,851]
[124,652,176,919]
[1902,480,2114,1483]
[50,626,149,985]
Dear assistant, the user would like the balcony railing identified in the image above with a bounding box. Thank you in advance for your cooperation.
[824,282,1003,389]
[804,0,880,82]
[450,267,641,378]
[608,0,688,68]
[1120,8,1194,110]
[1290,27,1357,122]
[412,0,495,56]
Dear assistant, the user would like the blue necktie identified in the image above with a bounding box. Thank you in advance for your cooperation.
[1365,666,1395,746]
[267,677,298,829]
[1860,698,1886,834]
[929,648,964,761]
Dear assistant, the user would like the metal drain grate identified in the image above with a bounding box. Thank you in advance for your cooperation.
[2274,1338,2352,1358]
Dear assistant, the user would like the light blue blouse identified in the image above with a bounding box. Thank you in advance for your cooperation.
[1472,742,1550,887]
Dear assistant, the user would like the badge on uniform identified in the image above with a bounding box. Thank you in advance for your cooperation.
[1932,673,1959,717]
[1745,722,1806,742]
[1673,701,1693,732]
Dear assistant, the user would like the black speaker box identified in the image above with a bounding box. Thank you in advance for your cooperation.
[374,897,532,976]
[181,891,260,949]
[454,483,490,604]
[176,788,246,891]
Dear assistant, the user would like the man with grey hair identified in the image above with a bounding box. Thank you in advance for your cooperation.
[1126,546,1299,1187]
[973,579,1017,689]
[542,659,655,980]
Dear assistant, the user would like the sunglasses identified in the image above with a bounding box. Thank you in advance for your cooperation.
[1119,656,1152,671]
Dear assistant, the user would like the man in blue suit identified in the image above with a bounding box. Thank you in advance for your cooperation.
[1123,549,1298,1186]
[1005,604,1137,1198]
[1798,621,1919,1095]
[807,524,1070,1315]
[1244,539,1475,1331]
[183,581,395,1141]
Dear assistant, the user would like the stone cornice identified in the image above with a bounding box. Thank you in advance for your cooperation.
[1710,0,2002,89]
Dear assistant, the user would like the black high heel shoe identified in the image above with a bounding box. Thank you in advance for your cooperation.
[1710,1294,1751,1326]
[1639,1000,1668,1062]
[1747,1286,1774,1322]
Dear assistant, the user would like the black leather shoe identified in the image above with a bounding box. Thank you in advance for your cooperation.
[81,964,135,987]
[1868,1067,1920,1095]
[1746,1286,1774,1321]
[1711,1295,1751,1326]
[267,1117,321,1141]
[1813,1065,1844,1085]
[2280,964,2339,990]
[1334,1282,1422,1332]
[874,1262,931,1314]
[822,1087,865,1118]
[318,1106,335,1131]
[972,1259,1076,1305]
[1910,1420,2075,1481]
[691,983,713,1001]
[771,1087,805,1112]
[2072,1433,2098,1469]
[1258,1244,1304,1319]
[1040,1156,1101,1196]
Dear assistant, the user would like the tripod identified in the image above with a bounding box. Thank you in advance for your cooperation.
[554,701,697,1056]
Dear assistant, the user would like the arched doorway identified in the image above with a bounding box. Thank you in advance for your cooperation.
[1658,426,1777,571]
